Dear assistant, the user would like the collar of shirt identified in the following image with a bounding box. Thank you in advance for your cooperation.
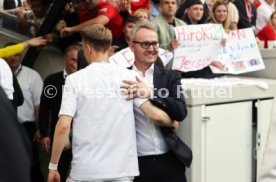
[63,69,68,79]
[15,64,23,77]
[168,19,176,27]
[132,63,154,78]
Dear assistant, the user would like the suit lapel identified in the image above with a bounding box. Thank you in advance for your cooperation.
[153,65,165,93]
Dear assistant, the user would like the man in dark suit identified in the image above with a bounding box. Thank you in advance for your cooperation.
[39,44,81,182]
[124,21,192,182]
[234,0,257,29]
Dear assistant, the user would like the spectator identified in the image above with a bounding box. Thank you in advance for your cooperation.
[257,11,276,48]
[134,8,149,22]
[61,0,123,40]
[16,0,52,36]
[112,16,140,52]
[151,0,186,52]
[39,44,81,182]
[182,0,205,24]
[4,42,44,182]
[234,0,257,30]
[149,0,161,19]
[256,0,275,33]
[208,0,231,31]
[0,36,47,58]
[225,0,239,30]
[130,0,150,15]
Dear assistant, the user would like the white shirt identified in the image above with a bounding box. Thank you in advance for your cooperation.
[16,65,43,123]
[59,62,146,181]
[0,58,14,100]
[256,0,275,33]
[132,64,169,156]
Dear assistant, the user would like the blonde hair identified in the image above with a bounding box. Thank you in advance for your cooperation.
[211,0,230,31]
[81,24,112,52]
[268,11,276,27]
[134,8,149,17]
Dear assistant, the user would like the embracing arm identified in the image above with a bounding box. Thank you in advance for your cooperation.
[152,71,187,121]
[48,115,72,182]
[140,100,175,127]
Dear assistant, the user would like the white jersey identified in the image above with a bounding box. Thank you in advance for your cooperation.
[59,62,146,181]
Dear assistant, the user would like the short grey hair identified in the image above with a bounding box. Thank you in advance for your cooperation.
[130,21,157,41]
[64,44,81,58]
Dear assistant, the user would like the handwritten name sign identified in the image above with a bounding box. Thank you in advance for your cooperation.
[172,24,224,72]
[210,28,265,74]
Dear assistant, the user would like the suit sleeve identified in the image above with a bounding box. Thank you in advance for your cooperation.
[151,71,187,121]
[39,78,51,138]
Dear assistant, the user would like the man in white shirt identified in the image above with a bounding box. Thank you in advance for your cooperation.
[123,21,191,182]
[4,42,44,182]
[48,24,175,182]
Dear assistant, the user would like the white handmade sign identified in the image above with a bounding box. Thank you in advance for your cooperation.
[172,24,225,72]
[210,28,265,74]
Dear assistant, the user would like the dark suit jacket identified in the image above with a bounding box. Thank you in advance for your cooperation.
[129,64,193,167]
[150,65,192,167]
[234,0,257,29]
[39,71,65,139]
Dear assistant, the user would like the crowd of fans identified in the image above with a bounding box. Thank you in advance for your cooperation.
[1,0,275,51]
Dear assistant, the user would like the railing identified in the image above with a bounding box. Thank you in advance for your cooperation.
[0,11,30,43]
[0,10,18,21]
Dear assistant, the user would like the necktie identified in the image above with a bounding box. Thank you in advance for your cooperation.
[247,4,252,22]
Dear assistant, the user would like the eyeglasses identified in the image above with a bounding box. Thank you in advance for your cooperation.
[133,41,159,49]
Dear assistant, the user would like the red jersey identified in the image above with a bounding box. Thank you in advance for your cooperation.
[257,24,276,48]
[78,1,123,39]
[130,0,150,15]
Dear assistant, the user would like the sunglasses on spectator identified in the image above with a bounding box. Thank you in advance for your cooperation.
[133,41,159,49]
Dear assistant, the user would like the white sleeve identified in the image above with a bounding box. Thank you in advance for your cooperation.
[59,76,78,117]
[0,60,14,100]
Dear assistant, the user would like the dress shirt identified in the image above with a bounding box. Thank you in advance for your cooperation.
[59,62,146,180]
[16,65,43,123]
[133,64,170,156]
[63,69,68,79]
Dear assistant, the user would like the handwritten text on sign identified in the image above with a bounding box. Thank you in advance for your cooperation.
[210,28,265,74]
[172,24,224,72]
